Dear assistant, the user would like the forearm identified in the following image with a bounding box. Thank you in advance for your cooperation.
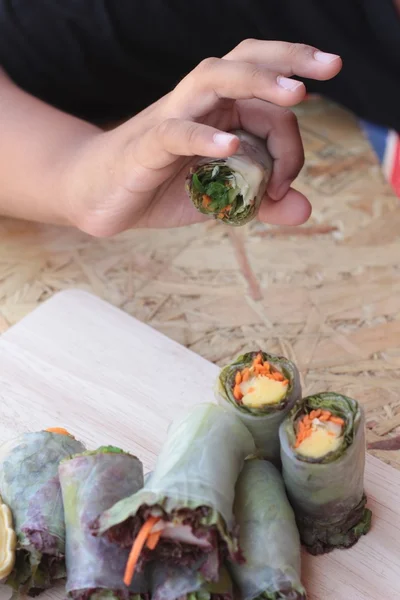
[0,68,100,225]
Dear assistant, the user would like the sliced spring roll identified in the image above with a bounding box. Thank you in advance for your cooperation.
[186,130,272,226]
[151,562,233,600]
[279,392,372,555]
[229,459,306,600]
[91,404,255,587]
[59,445,148,600]
[216,351,301,465]
[0,429,85,597]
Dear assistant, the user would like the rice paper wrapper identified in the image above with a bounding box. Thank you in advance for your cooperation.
[216,352,301,466]
[229,459,306,600]
[0,432,85,555]
[186,130,272,226]
[59,447,146,598]
[94,404,255,556]
[279,393,372,555]
[0,431,85,595]
[151,562,233,600]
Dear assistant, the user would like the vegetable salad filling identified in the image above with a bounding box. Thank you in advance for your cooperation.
[186,130,272,226]
[294,409,345,458]
[232,354,289,408]
[216,351,301,465]
[279,393,372,555]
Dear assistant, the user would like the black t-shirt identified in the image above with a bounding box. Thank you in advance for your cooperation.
[0,0,399,130]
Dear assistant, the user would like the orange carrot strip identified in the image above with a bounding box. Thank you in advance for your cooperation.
[309,410,317,420]
[235,371,242,385]
[202,195,211,208]
[247,387,255,394]
[146,531,162,550]
[233,385,243,401]
[124,517,159,586]
[330,416,345,426]
[242,369,250,382]
[45,427,71,436]
[254,354,262,365]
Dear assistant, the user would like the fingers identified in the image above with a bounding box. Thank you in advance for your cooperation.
[224,39,342,81]
[173,58,307,117]
[235,99,304,200]
[128,118,240,171]
[258,188,312,225]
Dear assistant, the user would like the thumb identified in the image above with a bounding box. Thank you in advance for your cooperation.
[129,119,240,170]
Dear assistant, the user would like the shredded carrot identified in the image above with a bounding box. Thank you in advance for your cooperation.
[124,516,159,586]
[202,195,211,209]
[254,354,263,365]
[45,427,71,436]
[247,387,255,394]
[146,530,162,550]
[233,357,289,403]
[294,409,345,448]
[330,416,345,426]
[233,385,243,401]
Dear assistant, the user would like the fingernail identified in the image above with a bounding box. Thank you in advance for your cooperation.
[277,76,303,92]
[213,132,238,146]
[314,51,340,64]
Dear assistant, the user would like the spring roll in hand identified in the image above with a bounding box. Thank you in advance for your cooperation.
[279,392,372,555]
[59,446,147,600]
[216,352,301,465]
[229,459,306,600]
[91,404,255,589]
[0,429,85,597]
[186,130,272,226]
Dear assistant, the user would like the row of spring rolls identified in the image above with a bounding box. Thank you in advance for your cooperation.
[0,350,372,600]
[0,406,304,600]
[216,351,372,555]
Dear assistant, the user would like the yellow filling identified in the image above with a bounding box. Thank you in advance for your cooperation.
[296,419,343,458]
[0,496,16,580]
[240,376,288,408]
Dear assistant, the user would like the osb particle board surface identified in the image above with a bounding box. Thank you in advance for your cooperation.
[0,97,399,468]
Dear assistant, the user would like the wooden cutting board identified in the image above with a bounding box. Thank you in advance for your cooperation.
[0,290,398,600]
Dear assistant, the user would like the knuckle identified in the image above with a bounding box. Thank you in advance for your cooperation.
[249,64,267,87]
[287,42,315,59]
[157,117,179,140]
[184,122,200,148]
[237,38,256,50]
[196,56,220,74]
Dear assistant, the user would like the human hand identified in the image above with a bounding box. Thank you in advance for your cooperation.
[67,40,342,236]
